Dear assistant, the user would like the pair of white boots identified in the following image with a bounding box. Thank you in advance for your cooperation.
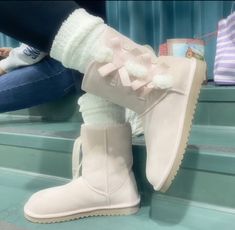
[24,9,206,223]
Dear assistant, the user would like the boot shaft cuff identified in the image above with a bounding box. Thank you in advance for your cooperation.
[50,9,104,66]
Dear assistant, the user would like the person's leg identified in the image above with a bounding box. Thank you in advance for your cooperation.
[0,1,106,52]
[0,57,77,112]
[23,70,139,224]
[49,8,206,193]
[0,1,78,51]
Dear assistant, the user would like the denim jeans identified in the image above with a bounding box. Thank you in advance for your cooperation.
[0,56,80,112]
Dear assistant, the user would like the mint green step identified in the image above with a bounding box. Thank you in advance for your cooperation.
[0,116,234,178]
[6,84,235,126]
[163,167,235,207]
[0,168,184,230]
[185,125,235,175]
[151,194,235,229]
[0,115,81,179]
[1,167,234,230]
[199,84,235,101]
[194,84,235,126]
[150,164,235,226]
[0,115,235,206]
[0,115,235,184]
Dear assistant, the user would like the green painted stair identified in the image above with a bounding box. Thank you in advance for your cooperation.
[1,84,235,229]
[1,167,235,230]
[7,83,235,126]
[195,84,235,126]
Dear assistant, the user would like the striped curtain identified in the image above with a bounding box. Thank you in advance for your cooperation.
[106,1,234,80]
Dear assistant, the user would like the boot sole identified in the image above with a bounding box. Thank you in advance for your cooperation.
[24,205,139,224]
[159,59,205,192]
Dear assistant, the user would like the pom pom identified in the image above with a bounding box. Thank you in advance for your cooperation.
[125,61,147,79]
[93,47,113,63]
[152,74,173,89]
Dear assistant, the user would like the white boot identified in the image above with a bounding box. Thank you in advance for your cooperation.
[126,109,144,137]
[72,92,126,179]
[24,123,140,223]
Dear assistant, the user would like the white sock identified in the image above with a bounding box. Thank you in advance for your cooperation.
[78,93,125,125]
[125,109,144,137]
[50,9,106,73]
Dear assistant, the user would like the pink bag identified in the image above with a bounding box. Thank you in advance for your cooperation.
[214,11,235,85]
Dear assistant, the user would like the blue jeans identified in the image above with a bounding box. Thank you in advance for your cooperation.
[0,56,80,112]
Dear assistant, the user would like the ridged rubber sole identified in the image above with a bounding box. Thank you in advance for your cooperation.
[24,205,139,224]
[159,60,205,193]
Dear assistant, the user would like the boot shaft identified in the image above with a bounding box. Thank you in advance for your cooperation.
[81,123,133,194]
[82,27,206,115]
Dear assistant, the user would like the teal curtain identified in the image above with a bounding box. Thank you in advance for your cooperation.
[0,33,19,48]
[0,1,233,79]
[106,1,234,80]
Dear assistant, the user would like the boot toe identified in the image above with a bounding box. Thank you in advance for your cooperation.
[24,186,62,219]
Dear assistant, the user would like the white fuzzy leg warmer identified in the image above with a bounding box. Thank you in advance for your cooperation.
[78,93,125,125]
[78,93,144,136]
[125,109,144,137]
[50,8,144,135]
[50,9,106,73]
[73,93,126,179]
